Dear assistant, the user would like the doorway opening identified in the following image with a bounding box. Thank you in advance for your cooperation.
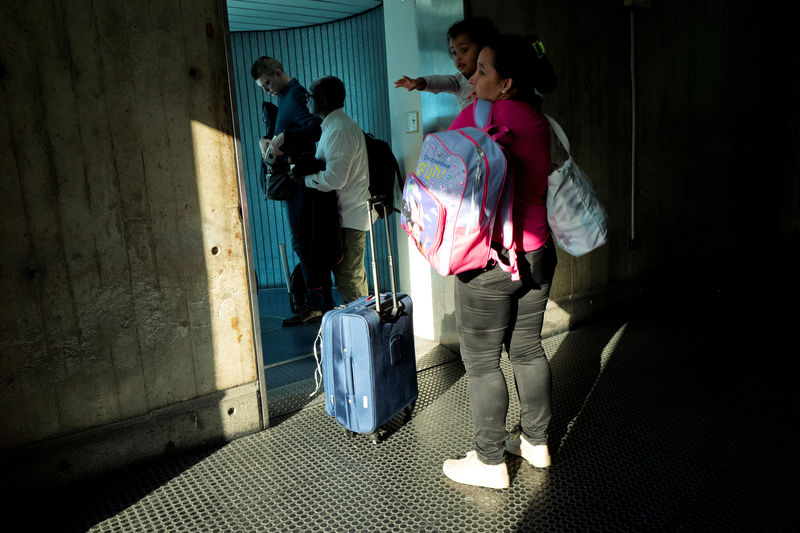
[222,2,393,420]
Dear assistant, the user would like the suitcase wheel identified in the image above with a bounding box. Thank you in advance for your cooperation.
[343,429,356,438]
[368,431,382,444]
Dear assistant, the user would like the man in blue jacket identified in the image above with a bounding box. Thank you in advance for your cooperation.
[251,56,341,326]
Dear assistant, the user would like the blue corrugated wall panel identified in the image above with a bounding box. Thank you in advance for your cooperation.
[230,6,396,292]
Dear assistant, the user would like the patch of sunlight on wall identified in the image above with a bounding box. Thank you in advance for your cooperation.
[190,119,257,389]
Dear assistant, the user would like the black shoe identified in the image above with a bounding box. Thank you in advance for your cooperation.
[281,308,324,327]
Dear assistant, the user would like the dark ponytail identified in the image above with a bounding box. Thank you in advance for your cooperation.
[525,34,557,94]
[488,34,557,104]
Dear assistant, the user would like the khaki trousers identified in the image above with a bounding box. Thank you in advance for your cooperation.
[332,228,368,304]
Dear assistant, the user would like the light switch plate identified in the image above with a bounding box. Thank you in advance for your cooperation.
[406,111,419,133]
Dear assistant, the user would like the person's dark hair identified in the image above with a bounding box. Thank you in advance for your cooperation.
[446,17,499,50]
[309,76,346,110]
[251,56,283,79]
[487,34,557,104]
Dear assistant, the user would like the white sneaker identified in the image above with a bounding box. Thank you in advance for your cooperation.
[442,451,510,489]
[505,433,551,468]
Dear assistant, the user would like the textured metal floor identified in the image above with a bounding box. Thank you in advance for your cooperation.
[7,291,799,532]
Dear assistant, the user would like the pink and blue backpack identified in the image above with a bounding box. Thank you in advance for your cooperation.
[400,99,519,279]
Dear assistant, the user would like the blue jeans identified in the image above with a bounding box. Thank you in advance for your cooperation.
[286,187,340,311]
[454,237,557,465]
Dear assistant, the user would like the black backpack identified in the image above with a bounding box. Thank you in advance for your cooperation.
[362,131,402,217]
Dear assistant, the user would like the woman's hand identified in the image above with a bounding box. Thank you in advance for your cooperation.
[394,76,427,91]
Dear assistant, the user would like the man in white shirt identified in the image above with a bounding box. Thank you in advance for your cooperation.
[295,76,370,304]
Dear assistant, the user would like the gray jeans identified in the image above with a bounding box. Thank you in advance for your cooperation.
[454,237,557,465]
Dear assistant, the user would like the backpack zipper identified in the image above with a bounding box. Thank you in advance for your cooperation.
[469,148,485,228]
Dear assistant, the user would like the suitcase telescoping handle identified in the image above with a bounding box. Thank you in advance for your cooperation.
[367,195,401,318]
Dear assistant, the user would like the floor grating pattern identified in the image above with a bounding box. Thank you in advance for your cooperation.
[6,298,798,532]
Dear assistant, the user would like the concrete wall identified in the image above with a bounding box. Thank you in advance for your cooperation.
[0,0,260,486]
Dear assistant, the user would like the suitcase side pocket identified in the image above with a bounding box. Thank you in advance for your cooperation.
[389,334,402,366]
[345,355,357,425]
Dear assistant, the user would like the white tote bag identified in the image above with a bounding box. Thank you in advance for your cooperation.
[545,115,608,256]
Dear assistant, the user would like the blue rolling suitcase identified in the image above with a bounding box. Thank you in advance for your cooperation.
[313,197,418,442]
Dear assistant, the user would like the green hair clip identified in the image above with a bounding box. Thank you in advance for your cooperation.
[532,40,546,59]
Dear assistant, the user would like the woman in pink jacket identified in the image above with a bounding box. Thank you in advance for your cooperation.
[442,33,559,489]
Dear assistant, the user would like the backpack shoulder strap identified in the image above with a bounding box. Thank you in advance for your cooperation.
[474,99,511,141]
[472,99,520,280]
[474,98,491,128]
